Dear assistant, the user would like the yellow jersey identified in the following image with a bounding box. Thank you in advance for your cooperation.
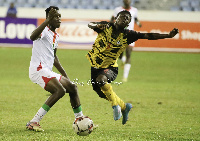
[86,21,143,68]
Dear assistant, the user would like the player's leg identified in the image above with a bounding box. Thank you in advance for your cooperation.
[27,77,65,131]
[123,45,132,82]
[95,68,126,120]
[96,68,132,124]
[59,76,83,118]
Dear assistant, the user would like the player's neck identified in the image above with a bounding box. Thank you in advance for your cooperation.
[114,23,124,32]
[48,25,56,32]
[123,5,130,10]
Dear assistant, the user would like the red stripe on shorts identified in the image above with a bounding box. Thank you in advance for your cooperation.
[42,76,55,89]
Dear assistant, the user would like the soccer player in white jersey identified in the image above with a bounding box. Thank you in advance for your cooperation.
[26,6,84,131]
[111,0,142,82]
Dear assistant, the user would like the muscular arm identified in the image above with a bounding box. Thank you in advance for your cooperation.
[30,20,50,41]
[88,22,108,30]
[54,48,69,79]
[141,28,179,40]
[30,8,59,41]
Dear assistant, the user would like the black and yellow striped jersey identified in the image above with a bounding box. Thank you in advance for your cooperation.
[86,21,144,68]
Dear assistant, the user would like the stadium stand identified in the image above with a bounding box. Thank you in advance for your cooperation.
[1,0,199,11]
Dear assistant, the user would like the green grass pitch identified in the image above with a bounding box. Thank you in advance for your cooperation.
[0,47,199,141]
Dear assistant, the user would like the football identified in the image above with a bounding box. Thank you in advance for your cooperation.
[72,116,93,136]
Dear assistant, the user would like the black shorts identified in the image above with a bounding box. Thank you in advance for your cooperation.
[91,67,118,91]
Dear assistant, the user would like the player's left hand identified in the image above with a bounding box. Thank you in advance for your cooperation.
[97,23,108,30]
[169,28,179,37]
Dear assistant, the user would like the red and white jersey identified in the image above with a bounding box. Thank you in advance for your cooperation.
[113,6,138,31]
[29,26,59,71]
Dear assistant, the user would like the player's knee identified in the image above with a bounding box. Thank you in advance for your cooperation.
[69,83,78,93]
[96,75,107,87]
[57,87,65,98]
[94,89,107,99]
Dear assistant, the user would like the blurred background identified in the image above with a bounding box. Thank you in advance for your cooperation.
[0,0,200,52]
[0,0,200,11]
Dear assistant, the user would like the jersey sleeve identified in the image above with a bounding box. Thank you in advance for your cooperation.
[125,29,145,44]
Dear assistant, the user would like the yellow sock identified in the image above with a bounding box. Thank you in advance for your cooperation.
[115,95,126,111]
[101,83,125,110]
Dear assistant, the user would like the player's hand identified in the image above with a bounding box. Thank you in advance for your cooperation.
[97,23,108,30]
[47,8,59,21]
[169,28,179,37]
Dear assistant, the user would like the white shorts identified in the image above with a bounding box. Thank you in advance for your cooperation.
[129,42,135,47]
[29,68,62,89]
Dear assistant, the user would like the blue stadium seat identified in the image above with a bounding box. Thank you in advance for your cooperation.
[170,6,180,11]
[193,6,200,11]
[0,0,5,6]
[190,0,200,8]
[91,0,101,6]
[113,0,122,7]
[37,0,49,8]
[96,5,108,9]
[16,0,27,7]
[181,6,193,11]
[3,0,15,7]
[60,0,70,5]
[180,0,190,7]
[80,0,90,6]
[49,0,60,6]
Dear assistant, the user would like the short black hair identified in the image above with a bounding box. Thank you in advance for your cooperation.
[45,6,59,19]
[116,10,131,19]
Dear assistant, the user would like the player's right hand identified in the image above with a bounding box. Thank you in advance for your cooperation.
[47,8,59,21]
[169,28,179,37]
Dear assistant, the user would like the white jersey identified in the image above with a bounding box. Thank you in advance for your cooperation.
[29,26,59,71]
[113,6,138,31]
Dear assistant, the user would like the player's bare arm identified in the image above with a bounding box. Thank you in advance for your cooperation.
[30,8,59,41]
[141,28,179,40]
[53,48,69,79]
[88,22,108,30]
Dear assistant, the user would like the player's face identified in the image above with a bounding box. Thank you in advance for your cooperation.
[115,13,131,28]
[123,0,131,6]
[49,10,61,28]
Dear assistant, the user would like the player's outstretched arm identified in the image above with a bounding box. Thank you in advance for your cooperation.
[141,28,179,40]
[30,8,59,41]
[88,22,108,30]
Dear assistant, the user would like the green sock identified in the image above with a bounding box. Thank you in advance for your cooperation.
[73,105,82,113]
[73,105,83,118]
[42,104,51,112]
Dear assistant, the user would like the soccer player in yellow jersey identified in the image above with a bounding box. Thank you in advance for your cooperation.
[86,10,178,124]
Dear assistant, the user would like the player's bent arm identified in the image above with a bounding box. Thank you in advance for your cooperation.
[30,8,59,41]
[88,22,108,30]
[141,28,179,40]
[30,19,50,41]
[88,22,99,29]
[53,49,69,79]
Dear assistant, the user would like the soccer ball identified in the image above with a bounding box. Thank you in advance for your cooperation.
[72,116,93,136]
